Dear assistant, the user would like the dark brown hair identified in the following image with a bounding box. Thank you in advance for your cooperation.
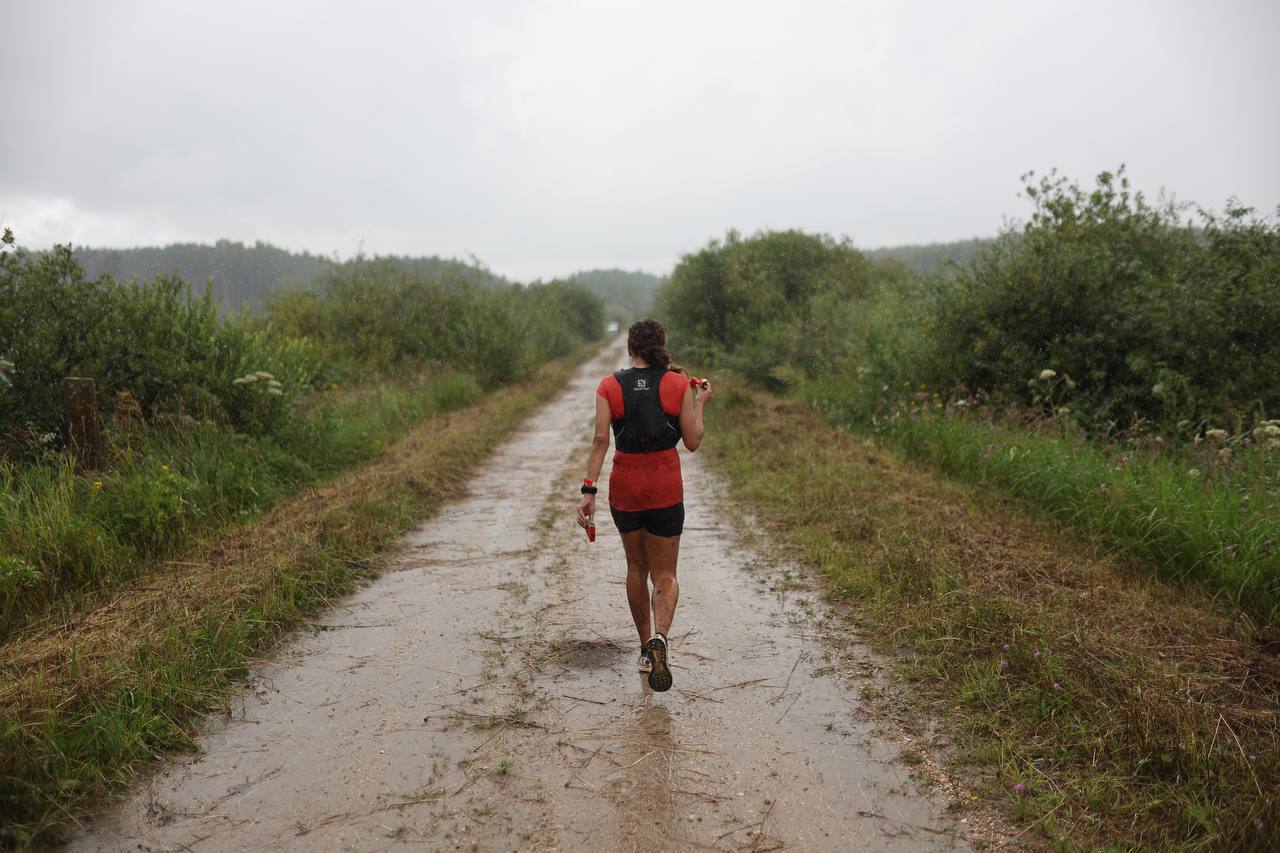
[627,319,672,370]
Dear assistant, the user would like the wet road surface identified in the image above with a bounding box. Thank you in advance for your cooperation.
[68,340,976,851]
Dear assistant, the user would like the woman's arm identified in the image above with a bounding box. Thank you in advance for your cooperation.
[577,394,612,527]
[679,380,713,451]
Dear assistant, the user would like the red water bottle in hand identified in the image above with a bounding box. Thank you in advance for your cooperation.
[586,516,596,543]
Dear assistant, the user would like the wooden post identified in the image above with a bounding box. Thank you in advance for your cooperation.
[63,377,104,471]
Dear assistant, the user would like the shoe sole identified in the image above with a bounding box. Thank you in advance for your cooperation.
[646,637,672,692]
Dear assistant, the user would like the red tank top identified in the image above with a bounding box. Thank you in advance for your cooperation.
[597,371,687,511]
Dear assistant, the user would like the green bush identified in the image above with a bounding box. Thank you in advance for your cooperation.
[268,260,602,387]
[87,461,197,552]
[927,168,1280,432]
[0,236,603,457]
[0,238,275,445]
[656,184,1280,622]
[0,233,604,633]
[657,229,897,384]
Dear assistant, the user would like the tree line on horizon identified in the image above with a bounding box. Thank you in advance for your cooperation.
[72,240,674,325]
[69,237,990,323]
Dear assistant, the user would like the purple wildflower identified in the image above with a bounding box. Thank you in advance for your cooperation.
[1225,544,1236,555]
[1002,643,1010,652]
[1013,783,1025,795]
[1000,659,1009,670]
[1034,650,1041,659]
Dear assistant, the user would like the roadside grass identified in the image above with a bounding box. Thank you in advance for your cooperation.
[810,385,1280,626]
[0,348,592,847]
[0,373,483,638]
[706,387,1278,851]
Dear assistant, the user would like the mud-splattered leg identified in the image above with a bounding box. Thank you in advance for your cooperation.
[644,533,680,636]
[620,528,653,645]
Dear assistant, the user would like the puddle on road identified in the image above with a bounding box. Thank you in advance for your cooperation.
[67,341,989,851]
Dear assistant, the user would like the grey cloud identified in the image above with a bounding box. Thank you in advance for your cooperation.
[3,0,1278,280]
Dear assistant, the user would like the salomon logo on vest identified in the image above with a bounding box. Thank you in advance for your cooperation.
[611,368,681,454]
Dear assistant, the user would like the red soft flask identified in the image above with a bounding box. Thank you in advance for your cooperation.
[586,516,596,543]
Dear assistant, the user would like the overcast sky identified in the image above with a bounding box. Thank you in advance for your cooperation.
[3,0,1278,280]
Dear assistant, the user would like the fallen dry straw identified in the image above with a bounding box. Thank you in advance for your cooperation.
[0,364,574,725]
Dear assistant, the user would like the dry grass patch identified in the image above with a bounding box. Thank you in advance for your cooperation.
[706,388,1278,851]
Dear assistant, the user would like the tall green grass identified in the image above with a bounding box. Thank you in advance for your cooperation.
[0,375,483,636]
[828,397,1280,623]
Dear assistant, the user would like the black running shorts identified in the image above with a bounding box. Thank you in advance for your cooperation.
[609,502,685,537]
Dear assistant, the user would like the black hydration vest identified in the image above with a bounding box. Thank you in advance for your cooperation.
[612,367,681,453]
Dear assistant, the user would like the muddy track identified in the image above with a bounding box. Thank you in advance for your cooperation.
[68,341,990,851]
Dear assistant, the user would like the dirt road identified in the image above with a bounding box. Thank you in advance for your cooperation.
[69,341,979,851]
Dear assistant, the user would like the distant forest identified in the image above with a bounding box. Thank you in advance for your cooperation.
[72,241,665,323]
[865,237,991,274]
[70,237,987,323]
[567,269,664,323]
[74,241,507,313]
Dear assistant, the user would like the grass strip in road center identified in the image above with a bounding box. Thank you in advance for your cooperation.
[704,387,1278,851]
[0,344,599,847]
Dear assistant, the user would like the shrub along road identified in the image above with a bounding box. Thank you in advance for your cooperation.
[64,341,1003,851]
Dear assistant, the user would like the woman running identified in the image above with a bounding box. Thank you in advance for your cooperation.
[576,319,713,692]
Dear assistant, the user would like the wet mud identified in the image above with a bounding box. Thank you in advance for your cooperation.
[68,341,982,851]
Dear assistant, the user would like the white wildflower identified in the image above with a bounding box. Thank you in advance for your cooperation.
[1204,428,1228,442]
[1039,369,1057,380]
[1188,468,1201,477]
[1151,383,1166,397]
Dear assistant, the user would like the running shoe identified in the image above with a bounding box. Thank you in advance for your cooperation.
[637,649,652,674]
[646,633,672,692]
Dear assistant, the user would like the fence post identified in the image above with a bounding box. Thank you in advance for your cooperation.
[63,377,104,471]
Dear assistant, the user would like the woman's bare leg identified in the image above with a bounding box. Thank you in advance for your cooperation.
[619,529,652,645]
[644,533,681,636]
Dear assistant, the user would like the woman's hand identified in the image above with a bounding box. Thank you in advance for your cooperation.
[576,493,596,529]
[696,379,714,405]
